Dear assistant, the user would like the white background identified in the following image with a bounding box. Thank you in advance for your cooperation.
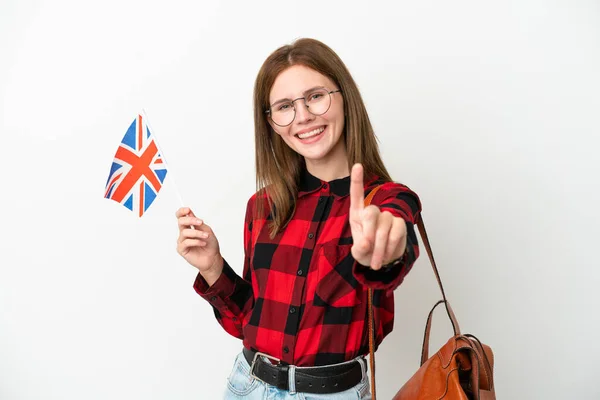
[1,0,599,399]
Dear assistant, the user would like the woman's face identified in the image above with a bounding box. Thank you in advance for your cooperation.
[267,65,345,164]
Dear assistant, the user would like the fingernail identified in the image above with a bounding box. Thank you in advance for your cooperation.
[195,219,202,224]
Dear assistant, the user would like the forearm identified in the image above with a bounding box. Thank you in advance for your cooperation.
[194,256,254,339]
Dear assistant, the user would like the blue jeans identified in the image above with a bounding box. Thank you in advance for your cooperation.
[223,351,372,399]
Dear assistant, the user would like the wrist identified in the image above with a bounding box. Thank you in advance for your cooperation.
[201,255,224,286]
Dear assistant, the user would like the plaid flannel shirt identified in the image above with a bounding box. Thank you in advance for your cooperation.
[194,167,421,366]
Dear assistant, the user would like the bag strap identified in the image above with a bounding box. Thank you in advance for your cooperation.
[364,186,381,400]
[415,216,460,336]
[414,217,461,366]
[365,186,461,399]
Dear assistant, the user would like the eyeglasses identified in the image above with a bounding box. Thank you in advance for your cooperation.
[265,87,342,127]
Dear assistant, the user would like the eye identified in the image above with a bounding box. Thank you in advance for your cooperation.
[309,93,324,101]
[277,103,292,111]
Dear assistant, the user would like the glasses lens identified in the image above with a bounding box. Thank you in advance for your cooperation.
[268,89,333,126]
[270,101,295,126]
[305,89,331,116]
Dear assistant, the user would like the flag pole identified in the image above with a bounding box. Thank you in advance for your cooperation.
[140,108,185,207]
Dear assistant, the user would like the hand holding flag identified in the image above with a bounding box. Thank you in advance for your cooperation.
[104,113,223,281]
[175,207,224,282]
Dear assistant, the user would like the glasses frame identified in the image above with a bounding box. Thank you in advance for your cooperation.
[265,88,342,127]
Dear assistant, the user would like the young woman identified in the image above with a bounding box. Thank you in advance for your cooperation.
[176,38,422,399]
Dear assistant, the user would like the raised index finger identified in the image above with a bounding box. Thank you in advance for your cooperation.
[349,163,365,221]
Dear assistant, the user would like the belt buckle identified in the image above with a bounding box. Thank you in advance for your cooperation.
[249,351,281,384]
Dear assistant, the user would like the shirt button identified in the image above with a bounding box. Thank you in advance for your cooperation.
[297,270,303,276]
[210,296,217,302]
[308,233,314,239]
[283,346,289,353]
[318,198,323,203]
[323,184,328,189]
[289,307,296,314]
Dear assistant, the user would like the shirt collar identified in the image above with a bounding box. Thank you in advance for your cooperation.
[298,166,381,198]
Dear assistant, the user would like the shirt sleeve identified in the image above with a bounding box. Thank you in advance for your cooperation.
[352,182,422,291]
[193,196,255,339]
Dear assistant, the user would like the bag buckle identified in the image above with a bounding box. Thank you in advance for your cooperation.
[249,351,281,384]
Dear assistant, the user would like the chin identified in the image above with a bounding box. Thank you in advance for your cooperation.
[298,147,329,161]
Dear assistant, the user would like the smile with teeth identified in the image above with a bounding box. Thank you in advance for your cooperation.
[297,126,325,139]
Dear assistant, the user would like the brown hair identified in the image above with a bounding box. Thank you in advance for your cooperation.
[253,38,392,238]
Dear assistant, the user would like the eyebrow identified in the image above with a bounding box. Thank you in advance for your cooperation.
[270,86,326,106]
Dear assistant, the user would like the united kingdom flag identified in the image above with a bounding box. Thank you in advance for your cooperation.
[104,114,168,217]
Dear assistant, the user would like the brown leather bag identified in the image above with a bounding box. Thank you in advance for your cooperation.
[364,187,495,400]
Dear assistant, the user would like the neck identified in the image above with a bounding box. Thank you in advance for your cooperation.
[304,137,349,181]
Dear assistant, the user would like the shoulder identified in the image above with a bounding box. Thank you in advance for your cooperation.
[366,175,419,199]
[246,186,272,206]
[378,181,419,196]
[366,178,422,221]
[244,187,273,220]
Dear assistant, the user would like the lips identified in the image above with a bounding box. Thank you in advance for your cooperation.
[296,125,326,141]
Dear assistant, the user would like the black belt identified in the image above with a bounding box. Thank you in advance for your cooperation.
[242,347,364,394]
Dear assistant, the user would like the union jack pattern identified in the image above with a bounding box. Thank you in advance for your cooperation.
[104,114,167,217]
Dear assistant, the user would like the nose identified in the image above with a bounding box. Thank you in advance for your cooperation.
[294,99,314,124]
